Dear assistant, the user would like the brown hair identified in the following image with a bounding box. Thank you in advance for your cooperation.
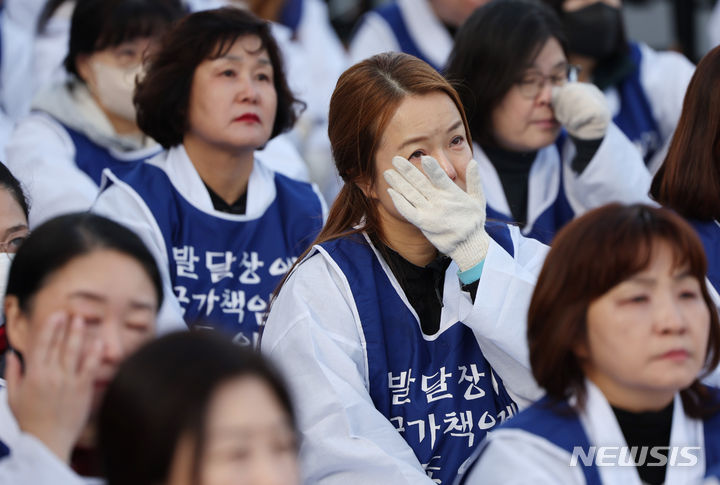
[528,203,720,417]
[321,52,471,246]
[651,46,720,221]
[134,7,302,149]
[267,53,472,309]
[244,0,286,22]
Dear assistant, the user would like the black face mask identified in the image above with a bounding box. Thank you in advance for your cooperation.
[563,3,623,60]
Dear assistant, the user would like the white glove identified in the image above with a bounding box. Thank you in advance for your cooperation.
[551,82,610,140]
[383,155,489,272]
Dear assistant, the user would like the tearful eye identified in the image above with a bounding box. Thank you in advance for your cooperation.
[450,135,465,147]
[409,150,424,160]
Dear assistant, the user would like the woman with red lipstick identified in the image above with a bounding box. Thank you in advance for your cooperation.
[0,212,163,484]
[444,0,650,245]
[93,7,326,344]
[461,203,720,485]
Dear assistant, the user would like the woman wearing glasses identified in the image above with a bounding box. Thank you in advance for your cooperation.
[0,162,30,353]
[445,0,650,245]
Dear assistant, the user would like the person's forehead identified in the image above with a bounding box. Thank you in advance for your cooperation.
[563,0,621,11]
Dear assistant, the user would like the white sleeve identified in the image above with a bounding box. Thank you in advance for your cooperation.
[638,45,694,174]
[0,433,89,485]
[710,3,720,49]
[91,177,186,335]
[562,123,652,215]
[348,12,400,65]
[256,135,311,182]
[465,227,547,407]
[261,254,436,485]
[638,44,694,146]
[461,429,585,485]
[1,0,44,120]
[5,114,100,228]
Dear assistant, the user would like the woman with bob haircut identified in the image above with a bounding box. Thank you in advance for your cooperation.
[0,212,164,483]
[99,331,300,485]
[5,0,185,227]
[444,0,650,245]
[261,52,547,485]
[462,203,720,485]
[93,7,325,345]
[651,45,720,296]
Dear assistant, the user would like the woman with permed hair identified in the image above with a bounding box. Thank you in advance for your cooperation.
[93,7,326,344]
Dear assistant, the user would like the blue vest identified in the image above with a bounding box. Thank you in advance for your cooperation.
[485,141,575,245]
[107,163,323,345]
[320,223,517,484]
[371,3,443,72]
[60,122,159,186]
[688,219,720,293]
[280,0,303,32]
[613,43,662,165]
[462,390,720,484]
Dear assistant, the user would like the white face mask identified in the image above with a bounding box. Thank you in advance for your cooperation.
[90,61,143,122]
[0,253,14,303]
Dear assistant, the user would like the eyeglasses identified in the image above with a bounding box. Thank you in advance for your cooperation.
[515,64,580,99]
[0,232,29,254]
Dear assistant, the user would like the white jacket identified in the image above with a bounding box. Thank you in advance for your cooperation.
[0,381,103,485]
[92,145,325,337]
[475,123,652,242]
[604,42,694,174]
[465,380,711,485]
[5,81,160,228]
[261,228,547,485]
[349,0,451,69]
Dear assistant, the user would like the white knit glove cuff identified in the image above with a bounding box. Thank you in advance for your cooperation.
[551,82,610,140]
[451,230,490,273]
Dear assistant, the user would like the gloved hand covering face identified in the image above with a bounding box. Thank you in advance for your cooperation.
[551,82,610,140]
[383,155,489,272]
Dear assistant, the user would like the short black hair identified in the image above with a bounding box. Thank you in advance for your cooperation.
[135,7,303,149]
[65,0,185,80]
[0,162,29,220]
[6,213,163,314]
[98,331,296,485]
[445,0,567,146]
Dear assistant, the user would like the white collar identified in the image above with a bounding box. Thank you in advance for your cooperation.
[397,0,453,69]
[579,379,704,485]
[148,145,277,221]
